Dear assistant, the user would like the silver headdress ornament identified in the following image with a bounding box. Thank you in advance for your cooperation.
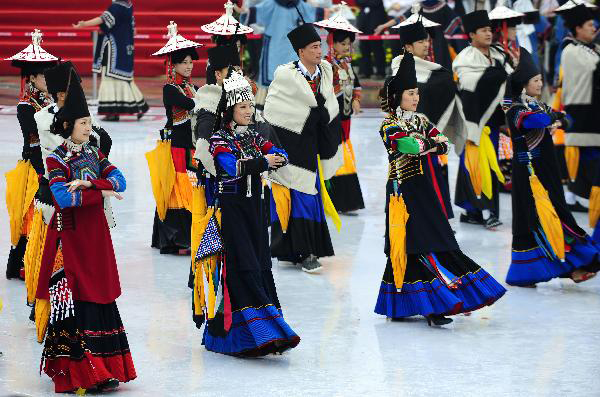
[167,21,178,38]
[223,70,254,108]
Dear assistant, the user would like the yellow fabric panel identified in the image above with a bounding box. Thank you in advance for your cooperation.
[167,172,193,211]
[191,186,207,315]
[479,127,505,199]
[553,129,565,146]
[271,183,291,233]
[552,67,563,111]
[530,174,565,261]
[389,194,409,289]
[318,156,341,232]
[465,140,482,198]
[565,146,579,183]
[24,208,48,305]
[145,141,176,221]
[448,45,457,61]
[35,298,50,343]
[438,154,448,166]
[334,139,358,176]
[590,186,600,228]
[5,160,39,245]
[194,207,222,320]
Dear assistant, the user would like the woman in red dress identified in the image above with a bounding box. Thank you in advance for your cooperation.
[36,71,135,393]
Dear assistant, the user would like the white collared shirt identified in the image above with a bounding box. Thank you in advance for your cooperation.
[298,60,321,80]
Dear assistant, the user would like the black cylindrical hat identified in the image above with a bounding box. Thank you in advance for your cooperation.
[207,44,241,70]
[462,10,492,34]
[44,61,81,95]
[400,21,428,46]
[57,69,90,122]
[287,23,321,53]
[561,3,595,29]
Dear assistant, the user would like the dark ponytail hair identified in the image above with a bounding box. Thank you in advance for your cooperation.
[50,113,74,139]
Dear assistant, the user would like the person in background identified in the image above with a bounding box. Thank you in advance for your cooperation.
[452,10,513,229]
[504,48,600,287]
[357,0,388,78]
[558,4,600,212]
[73,0,148,121]
[315,7,366,214]
[4,30,58,280]
[264,22,343,273]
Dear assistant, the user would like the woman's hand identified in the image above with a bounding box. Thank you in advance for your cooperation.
[102,190,123,200]
[265,154,286,169]
[72,20,85,28]
[66,179,92,192]
[352,99,361,115]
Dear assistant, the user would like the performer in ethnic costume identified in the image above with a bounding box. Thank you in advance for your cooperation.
[558,4,600,212]
[4,29,58,280]
[504,48,600,286]
[489,1,524,193]
[27,62,114,340]
[194,69,300,356]
[314,6,365,213]
[452,10,513,229]
[74,0,148,121]
[264,21,343,273]
[36,70,135,393]
[148,22,203,255]
[392,21,469,219]
[375,53,506,326]
[201,0,253,85]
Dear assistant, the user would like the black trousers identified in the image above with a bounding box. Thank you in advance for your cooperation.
[359,39,386,76]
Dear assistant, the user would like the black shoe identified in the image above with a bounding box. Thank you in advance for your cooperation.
[102,114,120,122]
[485,216,502,229]
[567,202,588,213]
[460,212,484,225]
[136,112,145,120]
[98,378,119,392]
[426,314,453,326]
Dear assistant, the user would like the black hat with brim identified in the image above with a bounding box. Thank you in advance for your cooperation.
[57,68,90,122]
[561,3,595,29]
[207,44,241,71]
[11,60,58,77]
[400,21,428,46]
[287,23,321,53]
[462,10,492,34]
[44,61,81,95]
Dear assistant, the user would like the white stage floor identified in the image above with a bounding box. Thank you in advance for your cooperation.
[0,109,599,396]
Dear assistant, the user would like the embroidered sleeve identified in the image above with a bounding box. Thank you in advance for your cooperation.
[215,152,238,177]
[255,134,274,154]
[88,151,126,192]
[101,8,117,30]
[511,106,551,130]
[209,133,233,158]
[47,154,102,209]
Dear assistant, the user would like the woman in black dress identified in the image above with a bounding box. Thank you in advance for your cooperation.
[149,22,203,254]
[195,70,300,356]
[374,54,506,326]
[504,48,600,286]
